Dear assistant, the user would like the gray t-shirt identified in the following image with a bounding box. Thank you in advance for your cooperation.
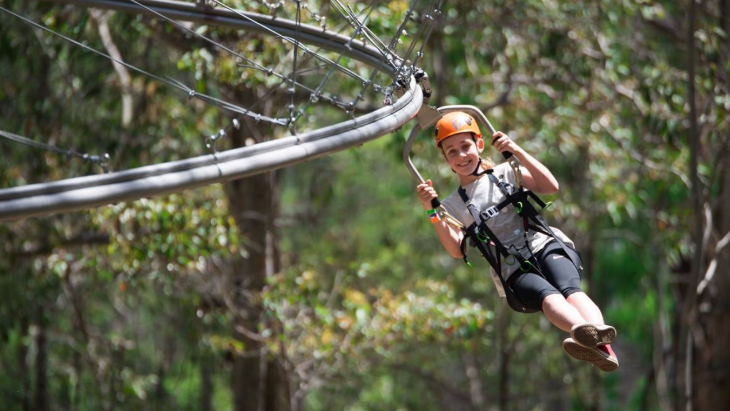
[441,162,574,281]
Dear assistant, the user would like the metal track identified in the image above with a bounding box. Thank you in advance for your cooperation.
[0,0,421,221]
[35,0,399,70]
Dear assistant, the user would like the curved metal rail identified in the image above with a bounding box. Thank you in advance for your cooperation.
[0,0,422,221]
[34,0,400,70]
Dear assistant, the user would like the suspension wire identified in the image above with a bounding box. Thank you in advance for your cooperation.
[285,0,396,121]
[208,0,373,82]
[382,0,420,60]
[330,1,392,61]
[4,0,421,157]
[125,0,348,113]
[217,0,389,126]
[208,30,359,148]
[292,0,379,122]
[293,63,329,75]
[334,0,420,109]
[323,0,409,109]
[203,0,404,153]
[158,75,286,124]
[397,2,432,66]
[318,0,381,43]
[207,0,387,150]
[0,0,428,183]
[408,0,443,71]
[287,0,302,132]
[0,5,287,126]
[388,0,423,85]
[196,0,389,126]
[392,0,442,82]
[205,73,294,152]
[0,129,110,171]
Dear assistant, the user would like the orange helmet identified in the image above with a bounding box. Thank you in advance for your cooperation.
[434,111,482,146]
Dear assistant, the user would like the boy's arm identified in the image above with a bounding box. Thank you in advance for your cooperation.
[431,218,465,258]
[416,180,465,258]
[490,131,559,194]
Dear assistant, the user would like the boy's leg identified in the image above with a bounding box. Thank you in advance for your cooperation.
[508,269,591,332]
[538,246,618,352]
[566,292,616,347]
[530,245,620,370]
[541,294,587,332]
[538,246,615,336]
[566,292,604,325]
[508,270,587,331]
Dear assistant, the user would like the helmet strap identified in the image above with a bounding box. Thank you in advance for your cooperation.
[471,157,490,176]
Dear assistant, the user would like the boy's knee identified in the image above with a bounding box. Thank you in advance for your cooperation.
[566,290,591,301]
[562,288,584,299]
[540,292,566,310]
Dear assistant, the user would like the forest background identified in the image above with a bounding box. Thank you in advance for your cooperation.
[1,0,729,410]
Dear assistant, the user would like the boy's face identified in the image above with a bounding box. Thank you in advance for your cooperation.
[440,132,485,176]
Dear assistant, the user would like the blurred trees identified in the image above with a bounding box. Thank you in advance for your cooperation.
[1,0,729,411]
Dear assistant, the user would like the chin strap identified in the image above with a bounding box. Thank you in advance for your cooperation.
[471,158,490,176]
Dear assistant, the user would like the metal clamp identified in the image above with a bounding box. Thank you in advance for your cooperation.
[508,158,523,188]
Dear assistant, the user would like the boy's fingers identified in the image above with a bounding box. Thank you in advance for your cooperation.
[417,180,437,203]
[492,131,508,145]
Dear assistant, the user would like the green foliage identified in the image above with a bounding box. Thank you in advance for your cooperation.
[2,0,728,410]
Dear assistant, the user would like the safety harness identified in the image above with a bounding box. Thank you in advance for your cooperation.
[457,160,583,313]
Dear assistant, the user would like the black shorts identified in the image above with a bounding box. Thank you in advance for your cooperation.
[505,241,583,312]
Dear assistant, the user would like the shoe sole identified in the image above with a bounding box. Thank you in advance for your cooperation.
[563,339,619,372]
[571,324,616,348]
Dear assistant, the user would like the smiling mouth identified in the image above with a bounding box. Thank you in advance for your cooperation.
[457,160,471,168]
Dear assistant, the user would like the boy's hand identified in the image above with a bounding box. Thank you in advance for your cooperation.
[416,179,438,210]
[491,131,523,156]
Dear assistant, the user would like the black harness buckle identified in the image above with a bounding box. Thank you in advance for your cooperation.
[484,206,499,218]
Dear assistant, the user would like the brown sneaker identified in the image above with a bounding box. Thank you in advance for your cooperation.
[562,338,619,372]
[570,323,616,348]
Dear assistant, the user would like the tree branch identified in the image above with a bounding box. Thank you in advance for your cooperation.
[90,9,133,127]
[696,227,730,296]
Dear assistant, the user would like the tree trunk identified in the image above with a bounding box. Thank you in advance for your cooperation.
[497,304,509,411]
[34,319,48,411]
[692,3,730,409]
[200,354,213,411]
[73,350,81,411]
[652,205,673,411]
[20,317,31,411]
[694,153,730,410]
[676,1,703,410]
[227,104,288,411]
